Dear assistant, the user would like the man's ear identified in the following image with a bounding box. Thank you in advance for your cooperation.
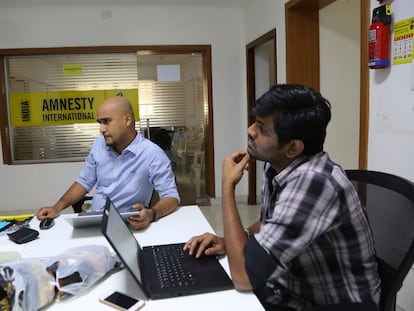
[124,113,133,126]
[285,140,304,158]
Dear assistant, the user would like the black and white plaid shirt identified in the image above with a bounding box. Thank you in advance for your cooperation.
[254,152,381,309]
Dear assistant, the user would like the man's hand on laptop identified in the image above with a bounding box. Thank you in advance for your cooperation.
[184,233,226,258]
[127,203,151,230]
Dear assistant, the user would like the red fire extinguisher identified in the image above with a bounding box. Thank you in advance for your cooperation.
[368,4,392,69]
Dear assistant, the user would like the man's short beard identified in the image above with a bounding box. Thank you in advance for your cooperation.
[104,137,115,147]
[247,148,257,160]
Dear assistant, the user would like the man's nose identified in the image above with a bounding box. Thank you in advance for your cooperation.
[247,124,256,139]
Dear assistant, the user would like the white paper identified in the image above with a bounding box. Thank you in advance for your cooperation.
[157,64,180,82]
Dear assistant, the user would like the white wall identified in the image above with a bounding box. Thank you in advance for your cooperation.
[244,0,286,84]
[368,0,414,183]
[368,1,414,310]
[320,0,360,170]
[0,2,247,210]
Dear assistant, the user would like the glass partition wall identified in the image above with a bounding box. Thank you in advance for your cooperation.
[137,52,208,205]
[1,48,210,205]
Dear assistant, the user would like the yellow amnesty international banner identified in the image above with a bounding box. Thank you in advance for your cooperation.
[9,89,139,127]
[63,64,83,75]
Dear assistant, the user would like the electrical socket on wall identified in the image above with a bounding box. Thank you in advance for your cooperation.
[101,8,112,19]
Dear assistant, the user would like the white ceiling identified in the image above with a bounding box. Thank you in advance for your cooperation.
[129,0,247,5]
[5,0,248,7]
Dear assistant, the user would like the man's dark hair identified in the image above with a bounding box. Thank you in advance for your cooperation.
[251,84,331,156]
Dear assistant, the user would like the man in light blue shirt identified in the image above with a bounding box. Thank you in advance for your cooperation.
[37,96,180,230]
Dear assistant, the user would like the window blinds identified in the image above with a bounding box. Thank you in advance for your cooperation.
[5,52,206,163]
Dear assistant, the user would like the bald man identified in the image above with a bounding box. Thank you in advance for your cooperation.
[37,96,180,230]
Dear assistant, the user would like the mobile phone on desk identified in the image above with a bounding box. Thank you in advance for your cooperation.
[99,291,145,311]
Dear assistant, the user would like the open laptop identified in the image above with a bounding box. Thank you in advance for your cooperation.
[101,198,233,300]
[65,210,139,228]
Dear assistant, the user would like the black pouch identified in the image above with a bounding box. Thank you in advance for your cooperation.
[7,226,39,244]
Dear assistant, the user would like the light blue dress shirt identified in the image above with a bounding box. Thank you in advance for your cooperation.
[76,133,180,212]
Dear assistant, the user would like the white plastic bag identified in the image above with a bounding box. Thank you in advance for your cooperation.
[0,245,117,311]
[0,260,55,311]
[49,245,117,297]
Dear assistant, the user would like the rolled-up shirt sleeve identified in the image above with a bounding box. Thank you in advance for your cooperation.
[76,146,98,193]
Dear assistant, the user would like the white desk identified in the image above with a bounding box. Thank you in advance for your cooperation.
[0,205,263,310]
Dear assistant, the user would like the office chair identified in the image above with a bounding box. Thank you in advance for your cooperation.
[344,169,414,311]
[303,170,414,311]
[72,192,158,213]
[72,196,93,213]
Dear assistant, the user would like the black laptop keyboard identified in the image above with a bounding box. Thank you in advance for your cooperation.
[152,243,196,289]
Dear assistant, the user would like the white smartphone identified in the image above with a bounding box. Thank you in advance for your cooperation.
[99,291,145,311]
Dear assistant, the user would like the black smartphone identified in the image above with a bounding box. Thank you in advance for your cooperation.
[99,291,145,311]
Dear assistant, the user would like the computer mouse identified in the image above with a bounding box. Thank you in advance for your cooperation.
[39,218,55,230]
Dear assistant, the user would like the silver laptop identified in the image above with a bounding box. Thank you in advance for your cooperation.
[65,210,139,228]
[101,198,234,300]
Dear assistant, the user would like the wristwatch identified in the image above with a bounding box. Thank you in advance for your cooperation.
[148,207,158,222]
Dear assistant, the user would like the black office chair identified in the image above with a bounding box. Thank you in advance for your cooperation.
[72,192,158,213]
[72,196,93,213]
[344,169,414,311]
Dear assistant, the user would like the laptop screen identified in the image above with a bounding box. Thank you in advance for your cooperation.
[104,200,143,283]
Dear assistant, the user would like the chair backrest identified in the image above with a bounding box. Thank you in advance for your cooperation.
[72,196,93,213]
[345,170,414,311]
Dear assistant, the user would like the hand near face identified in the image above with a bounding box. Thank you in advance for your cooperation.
[222,151,250,188]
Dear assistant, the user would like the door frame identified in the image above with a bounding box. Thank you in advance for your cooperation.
[246,1,370,203]
[285,0,370,169]
[246,29,277,204]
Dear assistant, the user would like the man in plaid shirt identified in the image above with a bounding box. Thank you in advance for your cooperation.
[185,84,380,310]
